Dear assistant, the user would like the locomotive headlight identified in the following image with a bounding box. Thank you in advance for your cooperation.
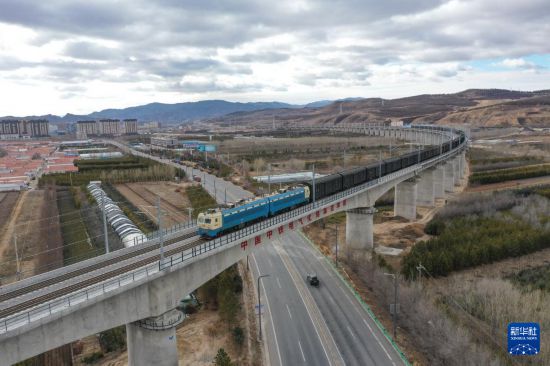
[197,213,205,225]
[303,186,310,199]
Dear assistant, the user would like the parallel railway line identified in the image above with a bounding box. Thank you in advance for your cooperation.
[0,231,198,306]
[0,234,205,319]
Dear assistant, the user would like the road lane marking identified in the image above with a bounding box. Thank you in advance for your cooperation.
[286,304,293,319]
[252,254,282,366]
[298,340,307,362]
[363,318,395,365]
[347,325,356,339]
[276,277,282,289]
[298,230,405,365]
[274,242,345,366]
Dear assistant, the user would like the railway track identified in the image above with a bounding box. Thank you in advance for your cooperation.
[0,235,206,319]
[0,231,198,305]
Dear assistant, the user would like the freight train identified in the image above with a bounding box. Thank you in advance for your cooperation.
[197,130,465,238]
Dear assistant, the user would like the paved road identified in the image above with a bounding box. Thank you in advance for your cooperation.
[281,232,403,366]
[112,140,406,365]
[105,140,253,204]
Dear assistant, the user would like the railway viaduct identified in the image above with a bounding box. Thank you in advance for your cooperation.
[0,124,467,366]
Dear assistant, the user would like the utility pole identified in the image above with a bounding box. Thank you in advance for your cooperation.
[157,196,165,269]
[334,225,339,267]
[14,232,20,280]
[214,178,217,202]
[384,273,399,339]
[416,262,426,285]
[224,188,227,205]
[311,164,316,207]
[187,207,194,220]
[379,150,382,178]
[101,190,109,254]
[257,274,270,340]
[268,163,271,193]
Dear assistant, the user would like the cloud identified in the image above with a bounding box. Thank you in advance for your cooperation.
[64,41,118,60]
[0,0,549,115]
[227,52,290,63]
[497,58,543,70]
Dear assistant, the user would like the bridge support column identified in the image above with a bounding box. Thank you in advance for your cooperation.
[127,309,184,366]
[433,165,446,198]
[345,207,375,250]
[452,158,460,186]
[460,152,467,178]
[417,169,435,207]
[444,162,455,192]
[394,179,417,221]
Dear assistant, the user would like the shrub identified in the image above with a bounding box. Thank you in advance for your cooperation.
[469,164,550,185]
[98,326,126,352]
[232,327,245,347]
[424,219,445,235]
[82,352,104,364]
[213,348,233,366]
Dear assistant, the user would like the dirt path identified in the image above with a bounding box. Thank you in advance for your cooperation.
[0,191,26,261]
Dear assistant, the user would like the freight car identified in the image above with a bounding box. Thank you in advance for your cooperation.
[197,131,466,237]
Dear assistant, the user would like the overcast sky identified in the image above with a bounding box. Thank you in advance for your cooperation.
[1,0,549,116]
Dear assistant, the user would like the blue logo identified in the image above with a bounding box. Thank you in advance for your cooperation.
[508,322,540,356]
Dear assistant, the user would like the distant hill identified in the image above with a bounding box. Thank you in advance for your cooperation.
[0,100,302,124]
[204,89,550,129]
[3,89,549,128]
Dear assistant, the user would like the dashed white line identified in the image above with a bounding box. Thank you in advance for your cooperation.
[276,277,282,289]
[298,340,307,362]
[252,254,283,366]
[347,325,356,339]
[363,319,395,365]
[286,304,293,319]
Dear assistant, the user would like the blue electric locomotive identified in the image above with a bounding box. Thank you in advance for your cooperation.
[197,186,310,238]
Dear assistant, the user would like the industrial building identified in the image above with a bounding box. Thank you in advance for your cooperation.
[151,135,181,148]
[0,119,49,140]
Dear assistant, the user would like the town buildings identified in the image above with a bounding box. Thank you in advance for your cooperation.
[0,119,49,140]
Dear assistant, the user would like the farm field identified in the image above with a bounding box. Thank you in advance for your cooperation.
[0,189,64,283]
[115,182,192,228]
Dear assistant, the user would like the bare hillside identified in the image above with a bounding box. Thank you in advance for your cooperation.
[202,89,550,129]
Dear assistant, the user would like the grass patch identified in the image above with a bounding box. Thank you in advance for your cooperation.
[57,189,100,264]
[186,185,218,217]
[469,164,550,185]
[509,265,550,292]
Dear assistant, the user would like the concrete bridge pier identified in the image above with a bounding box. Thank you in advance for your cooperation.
[127,309,184,366]
[433,165,446,199]
[345,207,376,250]
[417,168,435,207]
[460,152,467,177]
[444,162,455,192]
[394,179,417,220]
[452,158,460,186]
